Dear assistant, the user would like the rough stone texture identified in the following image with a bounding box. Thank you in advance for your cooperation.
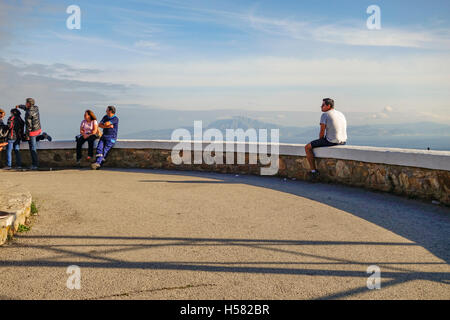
[4,148,450,205]
[0,185,32,245]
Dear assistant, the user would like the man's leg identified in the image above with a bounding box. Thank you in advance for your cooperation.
[95,137,105,164]
[6,140,14,168]
[28,136,38,168]
[13,139,22,167]
[305,143,316,171]
[305,138,339,177]
[96,139,114,165]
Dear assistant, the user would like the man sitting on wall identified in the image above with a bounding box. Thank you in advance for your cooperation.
[304,98,347,179]
[91,106,119,170]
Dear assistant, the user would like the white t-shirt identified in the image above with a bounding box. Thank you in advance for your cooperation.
[320,109,347,144]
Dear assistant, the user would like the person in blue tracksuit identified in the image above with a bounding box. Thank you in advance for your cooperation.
[91,106,119,170]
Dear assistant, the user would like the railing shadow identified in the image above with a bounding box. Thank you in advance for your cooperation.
[133,168,450,265]
[2,167,449,299]
[3,234,449,299]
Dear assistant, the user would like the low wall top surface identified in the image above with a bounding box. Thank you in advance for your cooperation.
[24,139,450,171]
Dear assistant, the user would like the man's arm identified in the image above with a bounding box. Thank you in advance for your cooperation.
[319,124,326,139]
[98,122,113,129]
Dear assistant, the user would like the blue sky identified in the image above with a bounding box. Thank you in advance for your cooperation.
[1,0,450,126]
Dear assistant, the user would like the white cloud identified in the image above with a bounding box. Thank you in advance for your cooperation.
[384,106,393,113]
[77,55,450,89]
[52,33,158,57]
[247,13,450,49]
[134,40,160,50]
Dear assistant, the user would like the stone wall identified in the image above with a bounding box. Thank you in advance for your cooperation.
[2,140,449,206]
[0,185,33,245]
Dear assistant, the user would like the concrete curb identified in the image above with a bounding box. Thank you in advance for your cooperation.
[0,188,32,245]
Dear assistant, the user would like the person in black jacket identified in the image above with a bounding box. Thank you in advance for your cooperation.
[16,98,41,169]
[4,109,25,169]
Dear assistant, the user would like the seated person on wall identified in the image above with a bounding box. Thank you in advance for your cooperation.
[304,98,347,179]
[91,106,119,170]
[76,109,99,166]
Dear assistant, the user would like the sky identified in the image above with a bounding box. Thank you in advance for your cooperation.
[0,0,450,134]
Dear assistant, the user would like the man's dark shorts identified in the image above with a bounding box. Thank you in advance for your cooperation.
[310,137,346,149]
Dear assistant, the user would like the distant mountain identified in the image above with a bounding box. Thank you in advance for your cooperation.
[122,116,450,150]
[207,116,280,131]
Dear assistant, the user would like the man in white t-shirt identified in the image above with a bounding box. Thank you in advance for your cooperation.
[305,98,347,179]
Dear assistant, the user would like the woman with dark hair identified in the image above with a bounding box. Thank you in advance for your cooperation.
[76,110,99,165]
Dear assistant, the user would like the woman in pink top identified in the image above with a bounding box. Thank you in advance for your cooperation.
[76,110,99,165]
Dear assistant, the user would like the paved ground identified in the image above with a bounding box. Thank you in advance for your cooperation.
[0,168,449,300]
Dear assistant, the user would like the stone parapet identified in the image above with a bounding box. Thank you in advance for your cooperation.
[3,140,450,205]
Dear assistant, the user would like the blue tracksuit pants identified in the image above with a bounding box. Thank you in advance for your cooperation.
[95,136,115,165]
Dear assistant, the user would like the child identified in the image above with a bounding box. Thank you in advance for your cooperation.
[0,109,8,152]
[91,106,119,170]
[4,109,25,169]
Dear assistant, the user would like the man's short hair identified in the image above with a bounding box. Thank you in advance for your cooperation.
[26,98,35,106]
[107,105,116,114]
[323,98,334,108]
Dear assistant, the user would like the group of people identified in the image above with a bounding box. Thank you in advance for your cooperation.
[1,97,345,176]
[76,105,119,170]
[0,98,52,170]
[0,98,119,171]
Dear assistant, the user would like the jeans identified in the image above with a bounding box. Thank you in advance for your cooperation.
[6,139,22,167]
[28,135,38,167]
[76,135,97,160]
[95,137,115,164]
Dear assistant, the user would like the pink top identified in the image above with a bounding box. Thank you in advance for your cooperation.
[80,120,98,134]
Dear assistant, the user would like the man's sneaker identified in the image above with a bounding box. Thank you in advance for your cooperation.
[42,132,52,142]
[91,163,101,170]
[309,170,320,180]
[4,166,12,170]
[30,166,39,171]
[76,159,81,167]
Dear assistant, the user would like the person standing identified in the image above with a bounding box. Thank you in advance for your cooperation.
[76,110,99,165]
[304,98,347,179]
[91,106,119,170]
[16,98,41,170]
[4,109,24,170]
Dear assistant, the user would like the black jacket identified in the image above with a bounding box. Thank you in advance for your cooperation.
[18,104,41,136]
[7,115,25,141]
